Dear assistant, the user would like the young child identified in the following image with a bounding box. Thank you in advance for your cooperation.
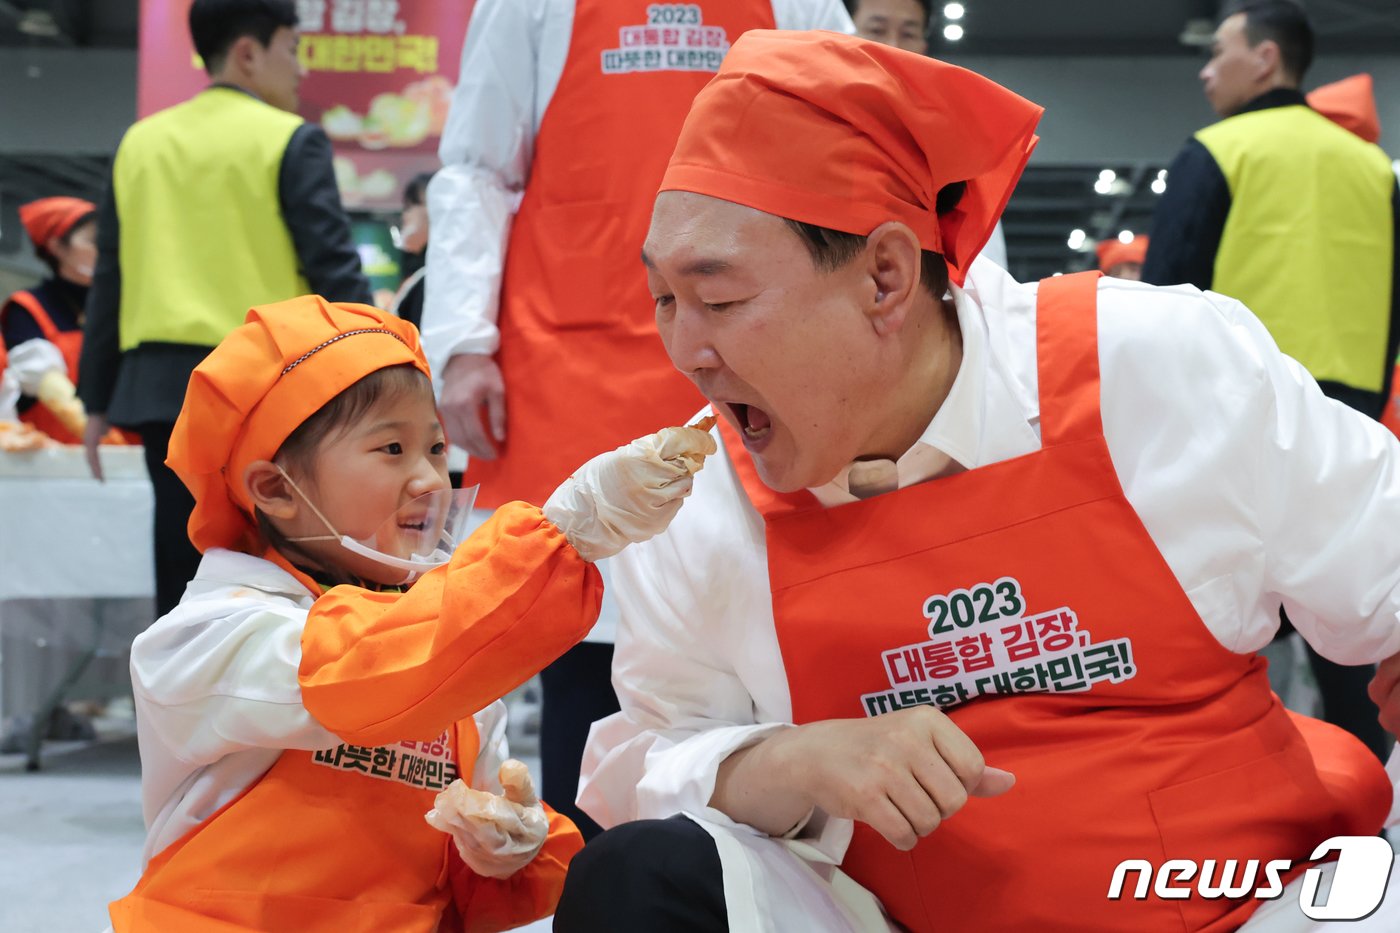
[108,296,716,931]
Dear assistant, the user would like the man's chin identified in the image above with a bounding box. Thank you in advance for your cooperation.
[752,454,836,495]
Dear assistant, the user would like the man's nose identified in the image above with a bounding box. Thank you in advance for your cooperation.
[663,306,722,377]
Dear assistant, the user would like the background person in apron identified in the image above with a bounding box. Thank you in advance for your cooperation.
[421,0,854,841]
[558,31,1400,932]
[1,196,99,444]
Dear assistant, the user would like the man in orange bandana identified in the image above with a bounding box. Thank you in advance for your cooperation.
[556,29,1400,932]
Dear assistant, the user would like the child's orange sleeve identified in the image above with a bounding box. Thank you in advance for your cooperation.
[444,804,584,933]
[297,501,603,746]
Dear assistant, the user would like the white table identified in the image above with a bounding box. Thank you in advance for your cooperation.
[0,446,154,768]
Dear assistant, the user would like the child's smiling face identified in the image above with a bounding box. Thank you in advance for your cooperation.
[282,381,451,585]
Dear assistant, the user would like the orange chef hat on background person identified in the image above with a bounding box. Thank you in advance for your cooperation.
[168,296,431,555]
[659,30,1044,287]
[18,196,96,250]
[1096,236,1149,273]
[1308,73,1381,144]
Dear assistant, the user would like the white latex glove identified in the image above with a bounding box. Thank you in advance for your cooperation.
[542,418,718,562]
[0,367,19,422]
[424,759,548,879]
[7,338,67,396]
[37,369,87,437]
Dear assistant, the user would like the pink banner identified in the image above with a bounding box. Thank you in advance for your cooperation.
[138,0,474,211]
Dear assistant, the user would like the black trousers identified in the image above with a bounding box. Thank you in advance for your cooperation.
[555,816,728,932]
[137,422,204,620]
[1276,609,1389,762]
[539,641,621,840]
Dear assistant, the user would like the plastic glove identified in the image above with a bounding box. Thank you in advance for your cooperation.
[543,419,718,562]
[0,367,19,423]
[8,339,67,397]
[36,369,87,437]
[424,759,548,879]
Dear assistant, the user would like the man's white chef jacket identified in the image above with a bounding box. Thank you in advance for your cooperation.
[579,258,1400,856]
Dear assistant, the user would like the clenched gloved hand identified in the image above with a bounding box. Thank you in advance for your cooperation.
[425,759,548,879]
[543,419,718,562]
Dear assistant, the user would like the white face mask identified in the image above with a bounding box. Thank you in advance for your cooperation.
[278,466,479,585]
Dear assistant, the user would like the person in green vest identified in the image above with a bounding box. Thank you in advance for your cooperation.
[78,0,372,620]
[1143,0,1400,763]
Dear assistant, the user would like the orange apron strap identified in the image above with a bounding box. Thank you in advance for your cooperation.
[1034,271,1104,448]
[3,289,81,381]
[4,290,65,345]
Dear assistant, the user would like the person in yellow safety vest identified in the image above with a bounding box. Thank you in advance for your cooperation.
[1306,73,1400,441]
[1143,0,1398,765]
[109,296,716,930]
[76,0,371,621]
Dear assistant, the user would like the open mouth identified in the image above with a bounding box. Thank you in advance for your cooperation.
[397,514,430,533]
[727,402,773,447]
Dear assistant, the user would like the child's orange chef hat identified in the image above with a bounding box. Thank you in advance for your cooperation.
[659,30,1043,287]
[19,196,95,248]
[1308,73,1381,145]
[168,296,431,554]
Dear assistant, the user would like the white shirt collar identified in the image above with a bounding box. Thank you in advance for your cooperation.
[813,258,1042,505]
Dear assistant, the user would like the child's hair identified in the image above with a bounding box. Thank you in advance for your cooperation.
[254,363,435,586]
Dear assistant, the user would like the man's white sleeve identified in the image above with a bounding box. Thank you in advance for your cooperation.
[577,530,792,833]
[422,0,541,377]
[1223,296,1400,664]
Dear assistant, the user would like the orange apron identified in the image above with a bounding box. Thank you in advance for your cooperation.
[467,0,776,508]
[3,289,82,444]
[723,272,1390,931]
[109,716,477,931]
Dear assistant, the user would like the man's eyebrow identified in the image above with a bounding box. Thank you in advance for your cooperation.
[640,250,733,276]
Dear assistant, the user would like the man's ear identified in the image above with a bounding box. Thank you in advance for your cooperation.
[244,460,298,520]
[226,34,260,76]
[863,221,924,337]
[1254,39,1282,82]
